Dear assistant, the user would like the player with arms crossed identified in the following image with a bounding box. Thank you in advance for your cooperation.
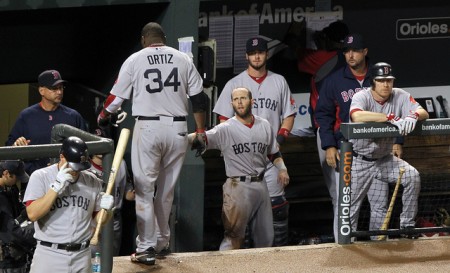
[191,87,290,249]
[23,136,114,272]
[349,62,429,239]
[213,37,296,246]
[97,22,207,265]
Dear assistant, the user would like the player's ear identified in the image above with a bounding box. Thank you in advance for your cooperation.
[141,36,147,48]
[38,86,46,96]
[59,154,66,163]
[363,48,368,56]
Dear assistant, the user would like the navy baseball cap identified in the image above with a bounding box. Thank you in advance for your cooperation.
[38,70,67,87]
[343,33,366,50]
[0,160,29,183]
[246,37,268,53]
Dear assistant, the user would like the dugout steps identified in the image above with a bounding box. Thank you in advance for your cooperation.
[112,236,450,273]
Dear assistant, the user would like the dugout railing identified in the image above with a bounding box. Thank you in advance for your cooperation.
[337,118,450,244]
[0,124,115,273]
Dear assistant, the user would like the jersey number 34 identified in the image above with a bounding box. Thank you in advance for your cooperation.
[145,68,181,93]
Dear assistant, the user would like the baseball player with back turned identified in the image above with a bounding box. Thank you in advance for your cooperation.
[97,22,207,265]
[190,87,290,250]
[349,62,428,239]
[23,136,114,273]
[213,37,296,246]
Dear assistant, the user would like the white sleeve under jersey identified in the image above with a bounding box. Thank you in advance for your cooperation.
[110,45,203,117]
[206,115,279,177]
[213,71,297,136]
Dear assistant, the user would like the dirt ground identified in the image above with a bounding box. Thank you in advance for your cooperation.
[112,237,450,273]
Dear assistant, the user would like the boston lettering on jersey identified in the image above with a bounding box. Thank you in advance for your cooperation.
[232,142,268,155]
[147,54,174,65]
[340,87,364,102]
[253,98,279,112]
[50,195,91,211]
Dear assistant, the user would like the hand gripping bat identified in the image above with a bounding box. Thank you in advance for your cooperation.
[90,128,130,245]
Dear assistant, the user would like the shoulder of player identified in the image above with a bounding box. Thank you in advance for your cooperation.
[140,45,190,59]
[253,115,271,125]
[217,118,235,127]
[267,71,291,88]
[78,171,103,190]
[229,71,249,82]
[57,103,75,112]
[81,170,103,182]
[352,88,369,99]
[266,70,286,80]
[319,67,346,89]
[32,163,58,176]
[57,104,84,117]
[391,88,413,101]
[19,103,42,116]
[26,164,58,190]
[392,87,408,94]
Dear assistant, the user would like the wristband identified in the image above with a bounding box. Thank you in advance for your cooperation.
[274,159,287,171]
[99,109,107,119]
[386,113,395,121]
[277,128,290,138]
[276,128,290,145]
[196,128,206,133]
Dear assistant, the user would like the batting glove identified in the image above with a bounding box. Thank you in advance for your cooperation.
[99,192,114,210]
[51,163,73,194]
[403,112,419,135]
[191,129,207,157]
[387,113,406,135]
[111,107,128,127]
[97,109,111,130]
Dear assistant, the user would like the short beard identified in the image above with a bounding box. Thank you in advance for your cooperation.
[248,59,266,71]
[234,105,252,119]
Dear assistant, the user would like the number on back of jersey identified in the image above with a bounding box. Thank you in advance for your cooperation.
[145,67,181,93]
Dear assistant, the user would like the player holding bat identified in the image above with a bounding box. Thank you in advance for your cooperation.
[348,62,429,240]
[23,136,114,272]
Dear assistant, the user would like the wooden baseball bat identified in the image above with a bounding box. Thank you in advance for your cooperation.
[90,128,130,245]
[377,168,406,241]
